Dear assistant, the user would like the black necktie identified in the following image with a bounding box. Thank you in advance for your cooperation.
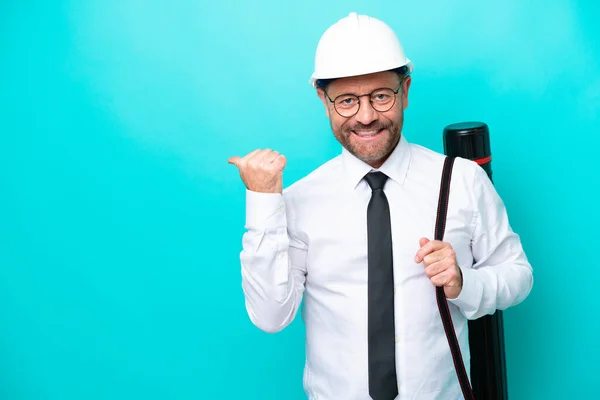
[365,171,398,400]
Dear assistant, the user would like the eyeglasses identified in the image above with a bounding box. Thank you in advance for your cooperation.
[323,77,406,118]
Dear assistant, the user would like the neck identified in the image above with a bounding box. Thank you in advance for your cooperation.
[368,158,386,169]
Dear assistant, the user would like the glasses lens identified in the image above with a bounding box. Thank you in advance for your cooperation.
[371,88,396,112]
[334,94,359,117]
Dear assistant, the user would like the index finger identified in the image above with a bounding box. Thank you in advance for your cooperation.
[414,239,446,263]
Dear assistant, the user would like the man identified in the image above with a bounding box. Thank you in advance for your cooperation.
[228,12,533,400]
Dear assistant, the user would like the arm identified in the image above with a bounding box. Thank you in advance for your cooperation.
[448,165,534,319]
[240,189,308,333]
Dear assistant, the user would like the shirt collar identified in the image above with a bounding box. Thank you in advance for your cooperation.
[342,134,411,190]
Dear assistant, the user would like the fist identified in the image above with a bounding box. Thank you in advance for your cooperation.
[228,149,287,193]
[414,238,463,299]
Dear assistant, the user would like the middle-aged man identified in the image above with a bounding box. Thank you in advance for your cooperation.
[228,12,533,400]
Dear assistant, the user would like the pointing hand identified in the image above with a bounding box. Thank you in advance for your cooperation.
[228,149,287,193]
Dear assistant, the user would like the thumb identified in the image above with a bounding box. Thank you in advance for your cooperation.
[228,156,242,167]
[419,237,430,248]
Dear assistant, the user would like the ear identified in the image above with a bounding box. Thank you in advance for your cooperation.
[316,89,331,118]
[401,75,412,110]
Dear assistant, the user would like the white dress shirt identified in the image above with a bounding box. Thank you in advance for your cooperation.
[238,135,533,400]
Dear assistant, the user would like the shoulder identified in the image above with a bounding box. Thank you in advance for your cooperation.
[282,154,343,200]
[408,142,479,184]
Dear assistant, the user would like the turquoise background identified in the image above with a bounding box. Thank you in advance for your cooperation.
[1,1,598,399]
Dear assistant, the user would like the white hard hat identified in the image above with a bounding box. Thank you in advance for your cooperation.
[309,12,413,87]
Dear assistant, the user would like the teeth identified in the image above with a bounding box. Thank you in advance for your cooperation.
[355,130,379,136]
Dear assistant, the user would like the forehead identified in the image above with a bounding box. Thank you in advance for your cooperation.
[327,71,401,95]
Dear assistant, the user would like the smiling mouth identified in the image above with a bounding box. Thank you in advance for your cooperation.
[352,129,384,139]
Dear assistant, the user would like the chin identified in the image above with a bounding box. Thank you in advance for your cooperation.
[337,131,398,163]
[351,148,385,163]
[360,154,386,165]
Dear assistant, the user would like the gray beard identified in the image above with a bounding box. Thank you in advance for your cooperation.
[331,114,403,164]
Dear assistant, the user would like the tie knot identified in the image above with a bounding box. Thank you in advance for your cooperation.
[364,171,388,191]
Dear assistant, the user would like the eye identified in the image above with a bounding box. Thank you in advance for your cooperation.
[372,92,393,103]
[335,96,358,108]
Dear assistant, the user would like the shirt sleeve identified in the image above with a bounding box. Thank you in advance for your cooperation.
[448,164,534,319]
[239,189,308,333]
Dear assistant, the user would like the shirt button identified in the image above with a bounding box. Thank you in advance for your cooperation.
[277,253,285,259]
[395,336,399,343]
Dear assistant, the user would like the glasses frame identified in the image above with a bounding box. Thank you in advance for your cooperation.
[323,75,407,118]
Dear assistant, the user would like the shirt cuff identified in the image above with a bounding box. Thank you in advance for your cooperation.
[245,190,287,230]
[447,267,483,315]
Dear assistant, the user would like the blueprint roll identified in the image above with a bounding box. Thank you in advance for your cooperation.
[443,121,507,400]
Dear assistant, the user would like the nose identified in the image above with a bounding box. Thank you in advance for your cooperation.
[353,96,378,125]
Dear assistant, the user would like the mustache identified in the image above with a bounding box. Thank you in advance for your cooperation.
[344,121,392,132]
